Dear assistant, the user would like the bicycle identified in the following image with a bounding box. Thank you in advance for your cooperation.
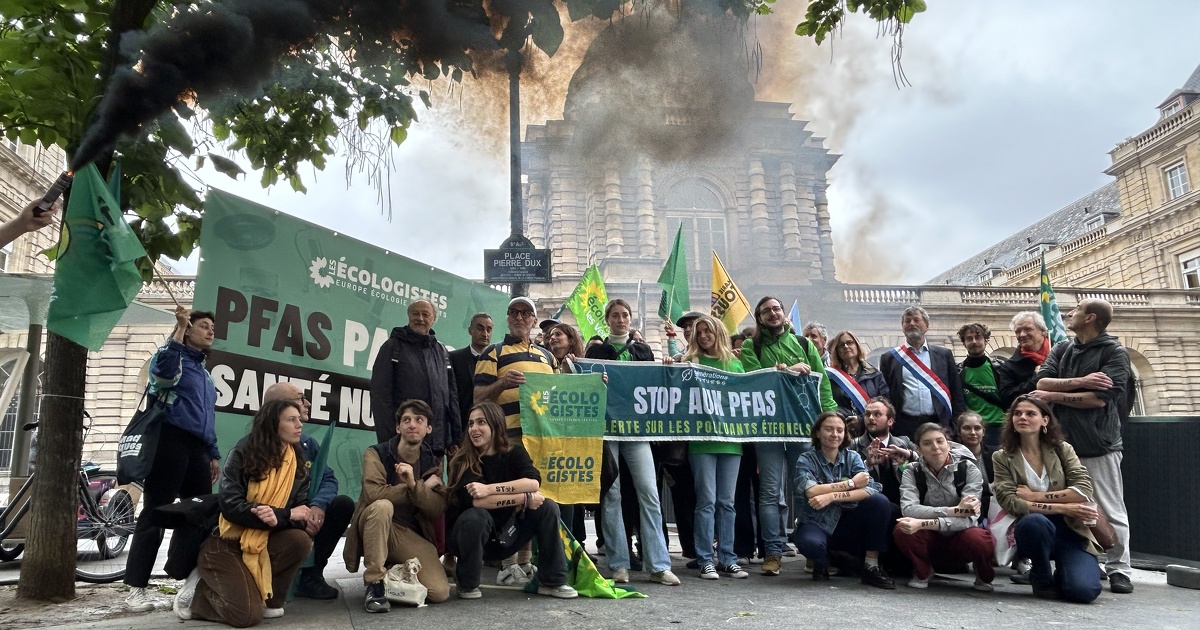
[0,416,136,583]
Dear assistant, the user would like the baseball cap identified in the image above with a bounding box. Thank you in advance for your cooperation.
[676,311,705,327]
[508,296,537,316]
[539,318,561,332]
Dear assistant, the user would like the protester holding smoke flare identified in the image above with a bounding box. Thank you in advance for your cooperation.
[585,298,680,586]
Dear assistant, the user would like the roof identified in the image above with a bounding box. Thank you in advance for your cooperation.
[925,182,1122,286]
[1157,62,1200,108]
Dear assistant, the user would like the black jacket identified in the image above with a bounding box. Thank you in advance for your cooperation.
[831,365,890,418]
[448,346,480,433]
[218,437,310,532]
[878,344,967,428]
[369,326,460,451]
[996,348,1041,410]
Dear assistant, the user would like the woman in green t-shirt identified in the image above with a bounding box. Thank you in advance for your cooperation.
[677,315,748,580]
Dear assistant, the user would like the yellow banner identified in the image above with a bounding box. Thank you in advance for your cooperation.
[710,252,751,334]
[521,435,603,504]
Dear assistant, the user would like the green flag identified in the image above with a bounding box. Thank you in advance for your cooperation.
[46,163,147,351]
[1039,257,1068,345]
[563,265,610,341]
[656,225,690,324]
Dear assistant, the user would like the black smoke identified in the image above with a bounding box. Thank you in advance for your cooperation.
[72,0,496,170]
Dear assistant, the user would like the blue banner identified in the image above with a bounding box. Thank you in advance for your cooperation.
[573,360,822,442]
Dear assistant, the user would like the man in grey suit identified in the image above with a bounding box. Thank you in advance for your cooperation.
[878,306,967,438]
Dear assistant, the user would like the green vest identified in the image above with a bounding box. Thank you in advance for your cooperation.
[962,362,1005,425]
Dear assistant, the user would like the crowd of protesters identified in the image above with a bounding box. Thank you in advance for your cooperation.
[113,288,1135,625]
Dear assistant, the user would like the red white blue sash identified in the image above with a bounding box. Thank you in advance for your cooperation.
[827,367,869,413]
[889,346,953,412]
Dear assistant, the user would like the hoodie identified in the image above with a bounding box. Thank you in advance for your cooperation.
[1036,334,1129,458]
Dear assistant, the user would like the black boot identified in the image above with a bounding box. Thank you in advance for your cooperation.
[295,568,339,600]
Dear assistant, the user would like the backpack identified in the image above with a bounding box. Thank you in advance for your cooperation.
[914,460,968,504]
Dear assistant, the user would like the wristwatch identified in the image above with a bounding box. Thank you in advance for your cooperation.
[846,478,856,489]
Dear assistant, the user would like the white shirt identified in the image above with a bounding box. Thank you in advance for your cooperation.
[900,342,936,416]
[1021,452,1051,492]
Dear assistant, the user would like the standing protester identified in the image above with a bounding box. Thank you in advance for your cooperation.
[956,323,1007,448]
[344,399,450,613]
[262,383,355,600]
[739,296,836,577]
[992,396,1104,603]
[997,311,1051,409]
[124,306,221,612]
[879,306,966,438]
[449,313,494,439]
[370,300,459,456]
[894,423,995,592]
[793,412,896,589]
[802,322,830,366]
[586,299,679,586]
[449,403,577,600]
[173,400,313,626]
[1032,298,1134,594]
[473,296,556,585]
[826,330,889,422]
[674,315,748,580]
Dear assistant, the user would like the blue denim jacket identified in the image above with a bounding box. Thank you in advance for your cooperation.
[794,448,881,535]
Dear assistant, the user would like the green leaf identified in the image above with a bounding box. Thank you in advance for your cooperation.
[389,126,407,145]
[529,0,564,57]
[154,114,194,156]
[288,174,307,193]
[208,153,245,179]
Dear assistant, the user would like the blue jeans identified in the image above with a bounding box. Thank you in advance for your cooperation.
[755,441,812,557]
[1015,513,1102,604]
[601,441,672,573]
[690,452,741,567]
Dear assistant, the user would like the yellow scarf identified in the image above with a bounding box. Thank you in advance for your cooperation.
[219,445,297,601]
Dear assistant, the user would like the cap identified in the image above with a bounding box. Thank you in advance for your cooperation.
[675,311,705,327]
[538,318,561,332]
[508,296,537,316]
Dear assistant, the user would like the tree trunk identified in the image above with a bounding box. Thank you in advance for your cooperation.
[16,333,87,601]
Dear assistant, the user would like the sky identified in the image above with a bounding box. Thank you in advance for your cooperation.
[176,0,1200,286]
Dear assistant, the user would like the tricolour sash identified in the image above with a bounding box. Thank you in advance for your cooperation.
[888,346,953,412]
[827,367,869,413]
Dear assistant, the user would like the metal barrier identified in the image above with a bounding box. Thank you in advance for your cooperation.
[1123,416,1200,561]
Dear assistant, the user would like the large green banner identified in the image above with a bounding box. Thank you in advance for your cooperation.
[193,190,511,499]
[519,372,607,504]
[574,359,822,442]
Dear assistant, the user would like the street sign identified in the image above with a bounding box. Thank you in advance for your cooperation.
[484,235,552,284]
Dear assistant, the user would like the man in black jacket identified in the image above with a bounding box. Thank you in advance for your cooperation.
[370,300,459,455]
[448,313,494,440]
[1032,298,1134,594]
[878,306,967,438]
[996,311,1051,409]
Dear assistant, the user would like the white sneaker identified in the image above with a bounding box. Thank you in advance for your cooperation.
[907,575,930,589]
[496,563,533,586]
[650,569,681,586]
[124,587,156,613]
[611,568,630,584]
[263,607,285,619]
[173,568,202,620]
[699,564,719,580]
[537,584,579,599]
[973,579,994,592]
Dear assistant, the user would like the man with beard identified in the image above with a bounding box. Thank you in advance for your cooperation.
[345,399,450,612]
[879,306,966,438]
[370,300,459,456]
[956,323,1007,448]
[852,398,919,510]
[1032,298,1134,595]
[262,382,355,600]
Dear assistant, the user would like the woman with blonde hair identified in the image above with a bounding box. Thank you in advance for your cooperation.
[676,315,748,579]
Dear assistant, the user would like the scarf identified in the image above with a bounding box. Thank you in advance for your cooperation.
[1020,337,1051,366]
[219,445,297,602]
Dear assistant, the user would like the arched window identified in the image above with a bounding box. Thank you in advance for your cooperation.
[665,178,727,290]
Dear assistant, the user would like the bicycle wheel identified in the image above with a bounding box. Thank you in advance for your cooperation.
[0,541,24,562]
[75,488,134,583]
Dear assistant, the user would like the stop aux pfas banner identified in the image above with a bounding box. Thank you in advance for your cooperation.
[573,359,822,442]
[519,372,607,504]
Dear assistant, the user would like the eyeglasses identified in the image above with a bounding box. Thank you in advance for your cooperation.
[508,309,535,319]
[758,306,784,315]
